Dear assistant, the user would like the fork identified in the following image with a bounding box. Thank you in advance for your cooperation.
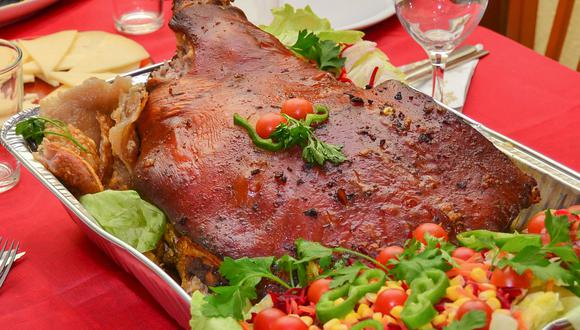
[0,237,20,289]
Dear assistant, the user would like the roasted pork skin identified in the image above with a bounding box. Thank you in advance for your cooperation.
[133,2,538,259]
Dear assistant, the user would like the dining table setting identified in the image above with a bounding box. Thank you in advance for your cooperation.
[1,0,579,329]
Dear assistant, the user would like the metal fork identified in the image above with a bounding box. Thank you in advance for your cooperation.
[0,237,20,289]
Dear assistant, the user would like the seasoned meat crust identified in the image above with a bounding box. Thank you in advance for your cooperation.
[133,1,538,259]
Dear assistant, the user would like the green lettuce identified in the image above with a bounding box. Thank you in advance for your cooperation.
[260,4,364,46]
[190,291,242,330]
[80,190,166,253]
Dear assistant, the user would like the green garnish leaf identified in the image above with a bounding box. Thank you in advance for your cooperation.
[325,261,367,289]
[295,238,333,268]
[545,211,571,245]
[203,256,291,320]
[290,30,345,73]
[390,238,453,283]
[79,190,166,253]
[443,310,487,330]
[15,116,88,152]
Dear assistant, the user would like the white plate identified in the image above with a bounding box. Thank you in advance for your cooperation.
[235,0,395,30]
[0,0,58,26]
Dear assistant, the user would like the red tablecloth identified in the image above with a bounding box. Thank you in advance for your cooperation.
[1,1,579,329]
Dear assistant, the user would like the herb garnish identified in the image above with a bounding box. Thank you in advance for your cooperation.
[290,30,345,73]
[15,117,88,152]
[203,239,385,320]
[443,310,487,330]
[234,105,347,166]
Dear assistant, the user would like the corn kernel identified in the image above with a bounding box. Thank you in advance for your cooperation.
[453,297,471,308]
[344,312,359,325]
[432,313,447,326]
[449,275,463,287]
[470,267,489,283]
[334,298,345,306]
[366,292,378,303]
[479,289,496,300]
[446,285,463,301]
[372,312,383,321]
[323,318,341,330]
[385,315,397,324]
[300,316,314,326]
[390,305,403,319]
[309,326,321,330]
[358,297,370,305]
[385,281,404,290]
[330,325,348,330]
[357,304,373,318]
[479,283,496,291]
[486,297,501,310]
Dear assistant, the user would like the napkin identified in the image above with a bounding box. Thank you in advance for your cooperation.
[399,54,481,111]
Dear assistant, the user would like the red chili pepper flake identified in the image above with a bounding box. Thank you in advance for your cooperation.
[338,67,352,83]
[368,66,379,89]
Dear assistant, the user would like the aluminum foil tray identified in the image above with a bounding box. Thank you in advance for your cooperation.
[2,65,579,328]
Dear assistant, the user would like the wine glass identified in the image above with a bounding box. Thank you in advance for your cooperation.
[394,0,488,102]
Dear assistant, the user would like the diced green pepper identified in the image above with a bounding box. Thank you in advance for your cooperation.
[400,269,449,329]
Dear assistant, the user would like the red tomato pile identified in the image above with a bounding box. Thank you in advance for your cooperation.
[255,98,314,139]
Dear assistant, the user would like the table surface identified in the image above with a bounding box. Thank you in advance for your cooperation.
[1,0,579,329]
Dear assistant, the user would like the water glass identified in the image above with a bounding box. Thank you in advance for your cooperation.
[112,0,164,35]
[0,39,23,193]
[394,0,488,102]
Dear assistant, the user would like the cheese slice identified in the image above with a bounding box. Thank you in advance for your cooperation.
[23,73,35,83]
[37,73,60,87]
[48,71,117,87]
[23,61,41,75]
[56,31,109,71]
[69,34,148,73]
[19,30,78,76]
[14,40,30,63]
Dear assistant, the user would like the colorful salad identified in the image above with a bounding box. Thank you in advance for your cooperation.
[186,206,580,330]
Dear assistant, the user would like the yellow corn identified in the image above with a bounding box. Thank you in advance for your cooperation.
[486,297,502,310]
[479,283,496,291]
[390,305,403,319]
[385,281,404,290]
[470,267,489,283]
[450,275,465,287]
[309,326,322,330]
[446,285,463,301]
[330,325,348,330]
[334,298,345,306]
[357,303,373,318]
[366,292,378,303]
[372,312,383,322]
[384,315,397,325]
[358,297,370,305]
[323,319,341,330]
[479,289,496,300]
[453,297,471,308]
[432,313,447,326]
[300,316,314,326]
[344,312,359,325]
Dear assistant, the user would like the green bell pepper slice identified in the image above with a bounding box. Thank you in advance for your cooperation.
[316,269,386,324]
[350,319,384,330]
[400,269,449,329]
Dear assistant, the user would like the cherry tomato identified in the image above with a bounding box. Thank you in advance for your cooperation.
[413,223,448,244]
[270,316,308,330]
[256,113,287,139]
[526,210,549,234]
[376,246,404,268]
[253,308,285,330]
[374,289,408,314]
[491,267,531,289]
[307,278,331,304]
[456,300,493,329]
[281,98,314,120]
[452,247,477,261]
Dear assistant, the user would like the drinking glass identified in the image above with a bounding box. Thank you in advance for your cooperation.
[112,0,164,35]
[394,0,488,101]
[0,39,23,193]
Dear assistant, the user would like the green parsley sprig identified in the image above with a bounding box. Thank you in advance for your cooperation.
[443,310,487,330]
[290,30,345,73]
[15,117,88,153]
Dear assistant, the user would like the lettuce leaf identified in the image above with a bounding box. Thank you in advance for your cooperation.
[80,190,166,253]
[190,291,242,330]
[342,41,406,88]
[260,4,364,46]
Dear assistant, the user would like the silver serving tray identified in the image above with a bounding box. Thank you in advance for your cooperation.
[2,65,579,329]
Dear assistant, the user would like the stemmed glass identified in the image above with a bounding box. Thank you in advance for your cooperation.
[394,0,488,102]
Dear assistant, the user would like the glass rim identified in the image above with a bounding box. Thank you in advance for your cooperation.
[0,39,23,75]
